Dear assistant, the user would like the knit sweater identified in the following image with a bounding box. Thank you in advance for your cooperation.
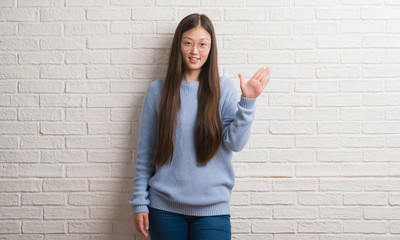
[129,76,256,216]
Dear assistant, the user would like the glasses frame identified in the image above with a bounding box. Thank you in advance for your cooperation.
[181,41,211,52]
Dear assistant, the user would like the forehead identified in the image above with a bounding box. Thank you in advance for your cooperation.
[182,26,211,41]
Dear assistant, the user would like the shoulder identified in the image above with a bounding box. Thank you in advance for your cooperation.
[146,79,164,97]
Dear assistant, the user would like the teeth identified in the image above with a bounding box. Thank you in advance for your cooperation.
[190,57,198,60]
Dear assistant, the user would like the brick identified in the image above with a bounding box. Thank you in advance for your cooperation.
[344,193,388,205]
[270,8,314,21]
[341,21,385,33]
[270,94,313,106]
[44,207,87,219]
[66,137,109,149]
[320,179,364,191]
[252,221,295,233]
[0,9,38,21]
[0,222,20,234]
[66,109,109,122]
[21,193,65,205]
[296,136,339,148]
[66,0,107,6]
[19,80,64,93]
[317,94,361,107]
[248,163,293,177]
[340,107,384,121]
[341,136,384,148]
[41,8,86,22]
[41,150,86,163]
[87,36,131,50]
[0,67,39,80]
[18,109,63,121]
[66,81,109,94]
[67,165,111,177]
[40,38,85,50]
[296,80,338,92]
[131,7,176,20]
[87,9,130,20]
[274,207,318,219]
[270,149,316,162]
[231,206,272,219]
[234,178,271,192]
[270,122,315,134]
[0,180,41,192]
[21,137,64,149]
[251,193,295,205]
[0,193,20,206]
[317,65,360,78]
[19,23,62,36]
[317,35,360,48]
[0,150,39,163]
[295,108,339,121]
[111,21,155,34]
[316,8,360,19]
[317,122,360,134]
[43,179,87,192]
[298,221,342,233]
[273,179,318,191]
[19,164,64,177]
[0,136,18,148]
[294,23,338,34]
[296,0,339,5]
[250,135,293,148]
[270,37,315,49]
[296,164,341,177]
[21,0,64,7]
[225,9,266,21]
[298,193,342,206]
[344,221,388,234]
[66,52,109,64]
[320,207,363,219]
[362,8,400,19]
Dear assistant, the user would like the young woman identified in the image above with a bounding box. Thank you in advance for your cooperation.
[129,13,270,240]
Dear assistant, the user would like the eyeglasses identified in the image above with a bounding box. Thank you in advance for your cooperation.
[181,41,211,52]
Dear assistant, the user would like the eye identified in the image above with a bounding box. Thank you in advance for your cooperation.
[200,43,208,47]
[184,42,192,45]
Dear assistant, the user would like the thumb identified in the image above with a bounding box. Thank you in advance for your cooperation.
[238,73,245,87]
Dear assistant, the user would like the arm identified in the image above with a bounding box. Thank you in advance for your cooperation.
[222,83,256,152]
[129,84,158,214]
[222,67,271,151]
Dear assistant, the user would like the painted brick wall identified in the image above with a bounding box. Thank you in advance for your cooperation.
[1,0,400,239]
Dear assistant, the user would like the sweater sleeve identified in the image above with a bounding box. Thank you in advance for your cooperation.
[221,78,256,152]
[129,83,158,214]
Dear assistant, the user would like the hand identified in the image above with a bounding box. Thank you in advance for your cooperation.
[134,212,149,238]
[238,67,271,99]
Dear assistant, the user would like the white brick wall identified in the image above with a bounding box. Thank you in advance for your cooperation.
[1,0,399,239]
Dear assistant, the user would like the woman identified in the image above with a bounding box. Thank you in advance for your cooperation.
[130,13,270,240]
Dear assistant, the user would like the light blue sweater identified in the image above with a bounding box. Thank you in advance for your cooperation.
[129,76,256,216]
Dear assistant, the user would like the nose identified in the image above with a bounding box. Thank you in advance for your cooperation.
[190,44,199,54]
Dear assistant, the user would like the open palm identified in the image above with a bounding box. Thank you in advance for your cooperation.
[238,67,271,99]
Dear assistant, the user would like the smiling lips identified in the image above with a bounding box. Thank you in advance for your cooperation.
[189,57,199,63]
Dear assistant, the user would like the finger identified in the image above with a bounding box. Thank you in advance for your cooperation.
[137,216,148,237]
[252,67,265,80]
[144,214,149,231]
[258,67,270,82]
[262,77,270,88]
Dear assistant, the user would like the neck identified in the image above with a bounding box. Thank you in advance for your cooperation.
[182,69,201,82]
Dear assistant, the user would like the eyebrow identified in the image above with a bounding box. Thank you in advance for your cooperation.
[182,37,210,41]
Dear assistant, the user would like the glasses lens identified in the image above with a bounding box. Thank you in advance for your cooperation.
[182,42,210,52]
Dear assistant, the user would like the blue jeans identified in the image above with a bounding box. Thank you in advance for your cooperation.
[148,206,231,240]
